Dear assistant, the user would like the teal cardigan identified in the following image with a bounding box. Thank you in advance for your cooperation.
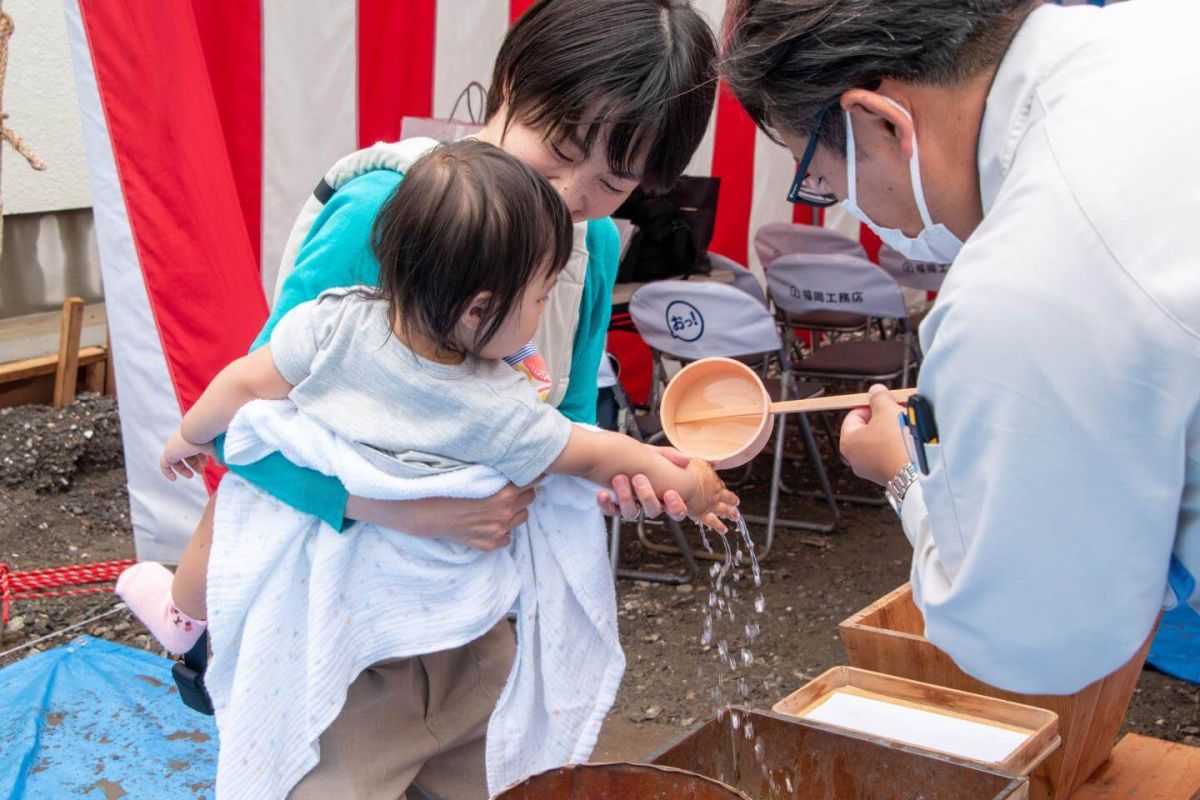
[214,170,620,531]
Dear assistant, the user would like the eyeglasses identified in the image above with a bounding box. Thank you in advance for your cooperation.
[787,103,838,208]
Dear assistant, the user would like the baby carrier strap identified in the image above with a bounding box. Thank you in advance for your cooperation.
[272,137,441,306]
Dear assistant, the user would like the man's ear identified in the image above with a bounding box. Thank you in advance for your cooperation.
[841,88,916,160]
[459,291,493,334]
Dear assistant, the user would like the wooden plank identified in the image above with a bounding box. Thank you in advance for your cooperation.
[1071,734,1200,800]
[0,347,106,384]
[53,298,85,408]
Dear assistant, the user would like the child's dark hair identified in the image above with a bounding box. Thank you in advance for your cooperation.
[370,139,573,355]
[488,0,717,194]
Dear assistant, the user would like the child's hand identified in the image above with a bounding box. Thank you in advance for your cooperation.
[160,430,215,481]
[684,459,740,534]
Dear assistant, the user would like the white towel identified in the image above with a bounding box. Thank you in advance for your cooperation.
[205,400,625,799]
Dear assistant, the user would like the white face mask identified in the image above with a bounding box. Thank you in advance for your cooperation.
[843,98,964,264]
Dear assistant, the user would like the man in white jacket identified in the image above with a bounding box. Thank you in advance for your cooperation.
[723,0,1200,693]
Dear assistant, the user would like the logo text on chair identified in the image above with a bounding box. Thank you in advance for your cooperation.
[665,300,705,342]
[789,287,865,305]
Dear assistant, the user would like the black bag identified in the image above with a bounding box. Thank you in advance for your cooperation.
[614,176,720,283]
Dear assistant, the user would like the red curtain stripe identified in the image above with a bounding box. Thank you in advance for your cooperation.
[358,0,436,147]
[191,0,262,267]
[510,0,538,25]
[708,81,756,265]
[77,0,267,418]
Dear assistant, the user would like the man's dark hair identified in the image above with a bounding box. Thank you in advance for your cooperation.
[487,0,718,194]
[722,0,1039,154]
[370,140,573,355]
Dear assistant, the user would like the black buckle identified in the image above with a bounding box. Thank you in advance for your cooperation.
[171,630,214,716]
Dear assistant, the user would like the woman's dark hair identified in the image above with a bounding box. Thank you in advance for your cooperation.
[370,139,573,355]
[722,0,1039,155]
[488,0,717,194]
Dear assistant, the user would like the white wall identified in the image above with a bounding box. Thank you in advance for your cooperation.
[2,0,91,215]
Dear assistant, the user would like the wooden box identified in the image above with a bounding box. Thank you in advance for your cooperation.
[650,707,1034,799]
[774,667,1059,777]
[839,584,1154,799]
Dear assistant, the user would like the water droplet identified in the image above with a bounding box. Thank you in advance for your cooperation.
[718,640,729,662]
[740,648,754,666]
[754,594,766,614]
[755,736,765,761]
[744,622,760,640]
[745,721,755,740]
[786,777,795,793]
[730,711,741,730]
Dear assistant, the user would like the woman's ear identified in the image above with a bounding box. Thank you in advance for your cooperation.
[459,291,494,334]
[841,88,916,160]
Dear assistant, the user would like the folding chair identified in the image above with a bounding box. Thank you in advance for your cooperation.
[876,243,950,333]
[767,253,917,390]
[708,252,768,307]
[603,354,699,585]
[629,281,839,559]
[767,253,917,506]
[756,223,871,339]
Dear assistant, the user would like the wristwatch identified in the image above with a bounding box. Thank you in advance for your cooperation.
[885,463,919,516]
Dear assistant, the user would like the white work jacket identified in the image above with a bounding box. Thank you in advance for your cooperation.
[902,0,1200,694]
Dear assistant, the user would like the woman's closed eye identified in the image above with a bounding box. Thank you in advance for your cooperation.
[549,142,576,164]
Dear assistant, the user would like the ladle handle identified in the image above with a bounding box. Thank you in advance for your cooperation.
[674,388,919,425]
[770,387,918,415]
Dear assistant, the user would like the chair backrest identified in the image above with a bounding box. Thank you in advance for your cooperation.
[628,280,782,363]
[767,253,908,320]
[755,222,867,269]
[708,252,768,307]
[877,243,950,291]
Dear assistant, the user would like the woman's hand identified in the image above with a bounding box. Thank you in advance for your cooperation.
[596,446,692,521]
[345,481,539,551]
[160,429,215,481]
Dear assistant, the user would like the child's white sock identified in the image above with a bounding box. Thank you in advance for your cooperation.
[115,561,207,655]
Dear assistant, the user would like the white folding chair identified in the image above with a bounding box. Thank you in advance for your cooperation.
[767,253,917,389]
[707,252,768,307]
[876,243,949,333]
[629,281,839,559]
[756,223,871,338]
[767,253,918,507]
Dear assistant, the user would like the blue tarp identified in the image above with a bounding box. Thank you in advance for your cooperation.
[1148,555,1200,685]
[0,636,217,799]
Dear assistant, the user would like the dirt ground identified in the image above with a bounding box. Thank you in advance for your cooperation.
[0,395,1196,766]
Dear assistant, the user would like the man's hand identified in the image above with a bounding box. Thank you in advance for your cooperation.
[840,384,913,485]
[346,481,539,552]
[596,446,691,521]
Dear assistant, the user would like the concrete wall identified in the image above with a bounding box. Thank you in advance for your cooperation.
[2,0,91,215]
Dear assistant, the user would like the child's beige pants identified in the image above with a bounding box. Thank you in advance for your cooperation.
[288,620,516,800]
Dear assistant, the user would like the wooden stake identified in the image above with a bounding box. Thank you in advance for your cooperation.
[52,297,84,408]
[103,330,115,396]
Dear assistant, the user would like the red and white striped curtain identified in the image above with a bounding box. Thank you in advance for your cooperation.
[63,0,839,559]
